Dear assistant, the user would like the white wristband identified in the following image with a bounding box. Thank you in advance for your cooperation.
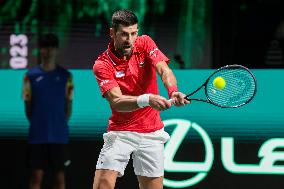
[137,94,151,108]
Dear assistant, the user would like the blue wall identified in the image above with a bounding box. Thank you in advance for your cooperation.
[0,69,283,140]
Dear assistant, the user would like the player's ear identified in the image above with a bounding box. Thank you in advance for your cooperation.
[110,28,114,39]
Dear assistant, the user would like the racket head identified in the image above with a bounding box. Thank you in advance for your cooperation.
[204,65,257,108]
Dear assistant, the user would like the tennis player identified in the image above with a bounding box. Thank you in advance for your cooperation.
[92,9,190,189]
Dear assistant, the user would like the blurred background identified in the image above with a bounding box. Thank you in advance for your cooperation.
[1,0,284,189]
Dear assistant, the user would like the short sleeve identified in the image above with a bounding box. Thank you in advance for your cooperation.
[93,61,118,96]
[142,35,170,66]
[22,74,31,101]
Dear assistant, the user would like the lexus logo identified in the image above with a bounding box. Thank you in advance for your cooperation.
[163,119,214,188]
[163,119,284,188]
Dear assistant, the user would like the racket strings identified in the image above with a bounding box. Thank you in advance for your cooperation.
[210,77,254,103]
[206,68,256,107]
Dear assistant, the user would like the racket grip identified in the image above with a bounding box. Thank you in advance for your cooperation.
[168,97,189,103]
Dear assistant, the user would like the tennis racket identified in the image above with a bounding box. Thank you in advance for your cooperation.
[176,65,257,108]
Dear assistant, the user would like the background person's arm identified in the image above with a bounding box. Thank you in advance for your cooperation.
[65,73,74,120]
[24,101,32,122]
[23,74,32,121]
[65,100,72,120]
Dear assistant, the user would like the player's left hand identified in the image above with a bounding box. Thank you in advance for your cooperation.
[170,92,191,106]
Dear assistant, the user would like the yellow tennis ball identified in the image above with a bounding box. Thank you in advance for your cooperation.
[213,76,226,90]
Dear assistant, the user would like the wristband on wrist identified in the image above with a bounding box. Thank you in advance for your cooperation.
[167,85,178,98]
[137,94,151,108]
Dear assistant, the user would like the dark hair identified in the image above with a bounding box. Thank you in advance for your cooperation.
[39,33,59,48]
[112,9,138,31]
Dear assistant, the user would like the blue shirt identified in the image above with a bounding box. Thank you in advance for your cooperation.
[25,65,71,144]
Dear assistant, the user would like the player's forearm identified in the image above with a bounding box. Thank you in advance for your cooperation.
[160,67,179,98]
[156,61,178,98]
[110,95,140,112]
[160,68,177,88]
[109,93,171,112]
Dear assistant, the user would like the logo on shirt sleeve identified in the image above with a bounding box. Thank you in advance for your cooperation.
[99,80,109,86]
[149,48,158,57]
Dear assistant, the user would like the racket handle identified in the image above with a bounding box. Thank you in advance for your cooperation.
[168,97,189,102]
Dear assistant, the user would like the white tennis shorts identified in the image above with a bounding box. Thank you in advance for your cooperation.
[96,128,170,177]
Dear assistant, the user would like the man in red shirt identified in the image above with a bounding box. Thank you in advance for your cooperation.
[93,9,190,189]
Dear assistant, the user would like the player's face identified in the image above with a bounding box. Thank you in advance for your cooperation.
[111,24,138,58]
[40,47,58,62]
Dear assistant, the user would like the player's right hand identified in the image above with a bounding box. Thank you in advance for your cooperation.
[170,91,191,106]
[149,94,172,111]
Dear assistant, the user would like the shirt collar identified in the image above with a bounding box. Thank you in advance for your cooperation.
[107,40,138,66]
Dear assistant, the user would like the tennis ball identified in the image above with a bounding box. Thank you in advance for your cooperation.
[213,76,226,90]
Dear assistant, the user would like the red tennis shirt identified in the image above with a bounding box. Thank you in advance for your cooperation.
[93,35,169,133]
